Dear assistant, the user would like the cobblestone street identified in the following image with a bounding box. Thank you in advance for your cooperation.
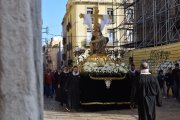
[44,97,180,120]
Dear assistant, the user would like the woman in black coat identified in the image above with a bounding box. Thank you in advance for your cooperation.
[59,66,70,106]
[54,70,61,101]
[65,66,81,111]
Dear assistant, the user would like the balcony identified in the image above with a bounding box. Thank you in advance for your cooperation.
[63,37,67,45]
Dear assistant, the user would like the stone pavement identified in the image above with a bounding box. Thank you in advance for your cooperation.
[44,97,180,120]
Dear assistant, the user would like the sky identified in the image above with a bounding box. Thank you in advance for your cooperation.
[42,0,67,40]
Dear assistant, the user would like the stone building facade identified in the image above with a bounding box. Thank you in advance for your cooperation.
[62,0,125,66]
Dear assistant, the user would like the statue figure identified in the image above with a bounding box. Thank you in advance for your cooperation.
[90,23,109,54]
[80,6,110,54]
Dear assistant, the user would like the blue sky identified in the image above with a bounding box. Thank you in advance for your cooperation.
[42,0,67,39]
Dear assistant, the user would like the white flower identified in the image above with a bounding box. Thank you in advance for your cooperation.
[117,55,121,59]
[114,68,118,73]
[110,63,115,67]
[83,61,128,74]
[121,63,125,67]
[116,64,120,67]
[104,63,109,67]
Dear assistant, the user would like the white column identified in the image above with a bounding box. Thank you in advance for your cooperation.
[0,0,43,120]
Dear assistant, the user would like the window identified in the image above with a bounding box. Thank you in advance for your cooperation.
[107,29,115,45]
[87,7,93,14]
[107,8,114,23]
[86,28,92,45]
[127,30,133,43]
[126,8,133,22]
[107,8,113,16]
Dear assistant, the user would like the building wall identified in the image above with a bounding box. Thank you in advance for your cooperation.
[75,3,124,46]
[63,0,124,66]
[45,37,62,70]
[130,42,180,75]
[47,47,60,70]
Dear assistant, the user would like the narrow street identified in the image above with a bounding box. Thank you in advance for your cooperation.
[44,97,180,120]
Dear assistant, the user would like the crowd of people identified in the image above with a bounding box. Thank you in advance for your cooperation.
[44,62,180,119]
[44,65,81,111]
[157,63,180,99]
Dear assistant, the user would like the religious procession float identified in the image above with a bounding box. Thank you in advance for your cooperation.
[77,6,132,105]
[78,54,131,105]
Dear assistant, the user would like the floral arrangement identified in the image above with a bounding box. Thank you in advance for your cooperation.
[73,47,86,56]
[73,47,90,64]
[82,61,128,77]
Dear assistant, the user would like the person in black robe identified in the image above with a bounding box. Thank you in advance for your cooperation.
[128,64,140,86]
[128,64,139,108]
[54,70,61,101]
[65,66,81,111]
[165,68,174,97]
[131,62,162,120]
[157,70,166,98]
[172,63,180,99]
[129,64,139,78]
[59,65,70,106]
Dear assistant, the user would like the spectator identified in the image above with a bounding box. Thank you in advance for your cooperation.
[129,64,139,82]
[172,63,180,99]
[157,70,166,98]
[54,69,61,101]
[129,64,139,104]
[131,62,162,120]
[45,69,53,98]
[129,64,139,80]
[165,68,174,97]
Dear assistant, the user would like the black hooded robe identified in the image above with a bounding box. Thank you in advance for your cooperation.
[59,72,70,105]
[131,74,162,120]
[65,73,81,110]
[54,72,61,101]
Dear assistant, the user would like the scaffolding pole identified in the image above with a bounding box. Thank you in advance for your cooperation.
[116,0,180,49]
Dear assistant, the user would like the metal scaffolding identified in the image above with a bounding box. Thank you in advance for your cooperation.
[115,0,180,48]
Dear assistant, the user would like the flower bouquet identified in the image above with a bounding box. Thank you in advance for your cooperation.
[82,61,128,80]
